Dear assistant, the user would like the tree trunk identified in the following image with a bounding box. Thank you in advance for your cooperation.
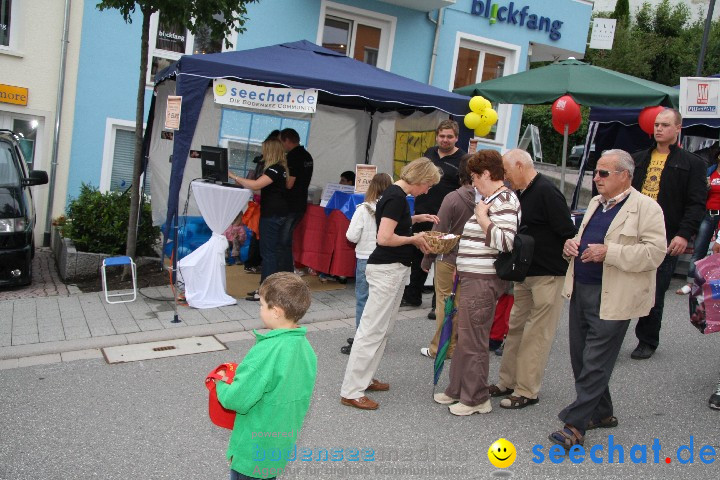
[124,7,151,270]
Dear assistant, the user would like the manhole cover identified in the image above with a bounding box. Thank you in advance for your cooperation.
[102,336,226,364]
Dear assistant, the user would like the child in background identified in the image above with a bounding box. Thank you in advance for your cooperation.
[340,170,356,186]
[223,212,247,266]
[341,172,393,354]
[214,272,317,480]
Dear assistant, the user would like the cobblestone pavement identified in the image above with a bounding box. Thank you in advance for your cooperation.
[0,247,72,301]
[0,250,430,364]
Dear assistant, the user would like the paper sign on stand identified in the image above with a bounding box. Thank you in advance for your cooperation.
[320,183,355,207]
[354,165,377,193]
[165,96,182,130]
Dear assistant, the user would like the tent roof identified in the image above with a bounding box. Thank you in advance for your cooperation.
[156,40,469,115]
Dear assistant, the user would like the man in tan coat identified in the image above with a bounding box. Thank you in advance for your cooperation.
[549,149,666,450]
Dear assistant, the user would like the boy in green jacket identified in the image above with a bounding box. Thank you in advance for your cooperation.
[214,272,318,479]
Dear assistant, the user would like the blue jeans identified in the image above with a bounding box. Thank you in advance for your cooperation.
[355,258,369,328]
[635,254,679,349]
[260,215,287,283]
[278,211,305,273]
[687,212,720,282]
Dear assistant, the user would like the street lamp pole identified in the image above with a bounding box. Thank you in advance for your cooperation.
[696,0,716,76]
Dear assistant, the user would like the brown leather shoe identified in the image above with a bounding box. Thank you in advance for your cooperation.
[340,396,379,410]
[366,378,390,391]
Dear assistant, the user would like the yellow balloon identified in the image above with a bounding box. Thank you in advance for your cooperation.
[469,96,488,113]
[464,112,482,130]
[484,108,498,126]
[475,124,492,137]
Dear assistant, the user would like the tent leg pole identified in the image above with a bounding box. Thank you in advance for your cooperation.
[561,125,568,196]
[171,214,181,323]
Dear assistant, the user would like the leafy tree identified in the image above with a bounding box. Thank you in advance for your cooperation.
[96,0,258,262]
[612,0,630,25]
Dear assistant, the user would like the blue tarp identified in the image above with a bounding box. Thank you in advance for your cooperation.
[154,40,470,237]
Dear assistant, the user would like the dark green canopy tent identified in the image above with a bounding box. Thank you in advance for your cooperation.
[454,59,680,194]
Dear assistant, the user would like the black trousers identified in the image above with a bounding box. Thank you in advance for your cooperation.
[635,254,678,349]
[403,222,433,304]
[558,282,630,430]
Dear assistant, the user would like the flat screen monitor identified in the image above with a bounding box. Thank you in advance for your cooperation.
[200,146,228,183]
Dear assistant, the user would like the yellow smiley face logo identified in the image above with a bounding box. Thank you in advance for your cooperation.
[488,438,516,468]
[214,82,227,96]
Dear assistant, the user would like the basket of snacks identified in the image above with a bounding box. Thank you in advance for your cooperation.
[423,231,461,255]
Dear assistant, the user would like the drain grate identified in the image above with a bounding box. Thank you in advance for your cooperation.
[102,336,226,364]
[153,345,177,352]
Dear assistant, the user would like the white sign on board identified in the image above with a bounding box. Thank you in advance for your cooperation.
[680,77,720,118]
[213,79,318,113]
[589,18,616,50]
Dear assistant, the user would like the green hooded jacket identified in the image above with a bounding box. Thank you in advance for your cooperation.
[216,327,317,478]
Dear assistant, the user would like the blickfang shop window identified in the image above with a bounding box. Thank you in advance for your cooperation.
[1,0,11,48]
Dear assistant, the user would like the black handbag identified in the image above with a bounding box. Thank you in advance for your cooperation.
[494,226,534,282]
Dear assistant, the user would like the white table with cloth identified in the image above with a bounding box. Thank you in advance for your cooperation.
[178,180,252,308]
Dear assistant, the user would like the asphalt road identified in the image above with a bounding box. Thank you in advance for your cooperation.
[1,277,718,480]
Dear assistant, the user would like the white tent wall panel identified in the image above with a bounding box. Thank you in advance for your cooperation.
[148,81,450,228]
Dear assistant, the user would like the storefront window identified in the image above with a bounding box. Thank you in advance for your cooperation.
[318,2,395,70]
[147,11,236,84]
[219,110,310,178]
[453,43,513,142]
[0,0,11,47]
[192,13,225,55]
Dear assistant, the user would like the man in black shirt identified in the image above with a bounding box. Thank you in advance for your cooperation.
[279,128,314,273]
[402,119,467,308]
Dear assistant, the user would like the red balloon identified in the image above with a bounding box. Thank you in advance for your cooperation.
[551,95,581,125]
[638,106,665,135]
[552,113,582,135]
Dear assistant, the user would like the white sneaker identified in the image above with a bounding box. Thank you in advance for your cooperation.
[449,400,492,416]
[676,284,692,295]
[294,268,307,276]
[420,347,433,358]
[433,392,459,405]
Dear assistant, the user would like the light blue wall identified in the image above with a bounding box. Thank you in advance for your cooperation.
[68,2,153,202]
[67,0,592,199]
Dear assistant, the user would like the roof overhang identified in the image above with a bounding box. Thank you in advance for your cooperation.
[378,0,456,12]
[529,42,585,63]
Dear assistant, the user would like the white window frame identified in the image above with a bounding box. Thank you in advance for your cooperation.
[317,0,396,71]
[0,0,21,56]
[100,118,146,193]
[147,11,239,85]
[449,33,521,148]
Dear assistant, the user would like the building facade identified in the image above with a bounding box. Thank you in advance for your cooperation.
[40,0,593,234]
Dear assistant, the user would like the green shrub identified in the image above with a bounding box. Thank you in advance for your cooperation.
[63,183,159,256]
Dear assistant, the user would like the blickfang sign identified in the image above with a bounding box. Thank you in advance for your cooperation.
[213,79,318,113]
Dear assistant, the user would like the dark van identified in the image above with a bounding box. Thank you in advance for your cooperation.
[0,129,48,286]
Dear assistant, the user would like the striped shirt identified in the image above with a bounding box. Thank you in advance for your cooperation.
[456,189,521,276]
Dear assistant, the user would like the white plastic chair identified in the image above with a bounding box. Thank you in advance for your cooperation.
[101,256,137,304]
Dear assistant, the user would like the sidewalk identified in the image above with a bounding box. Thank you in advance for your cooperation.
[0,248,428,365]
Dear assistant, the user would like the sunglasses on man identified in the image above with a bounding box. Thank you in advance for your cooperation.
[593,169,623,178]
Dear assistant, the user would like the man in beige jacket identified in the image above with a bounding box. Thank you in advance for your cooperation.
[549,149,666,451]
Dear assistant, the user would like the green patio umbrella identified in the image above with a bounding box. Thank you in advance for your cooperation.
[454,59,680,193]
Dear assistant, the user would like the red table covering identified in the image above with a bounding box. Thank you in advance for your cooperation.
[293,205,357,278]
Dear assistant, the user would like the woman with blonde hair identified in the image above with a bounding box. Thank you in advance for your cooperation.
[229,138,290,300]
[340,158,441,410]
[342,172,394,354]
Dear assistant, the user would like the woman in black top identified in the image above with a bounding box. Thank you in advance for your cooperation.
[340,157,441,410]
[229,138,289,300]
